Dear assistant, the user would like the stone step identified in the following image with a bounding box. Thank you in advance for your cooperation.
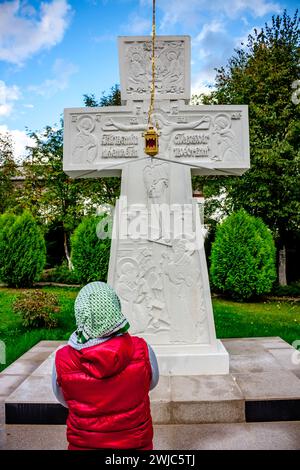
[2,422,300,450]
[1,337,300,426]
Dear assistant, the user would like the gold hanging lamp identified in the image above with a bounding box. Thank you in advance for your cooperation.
[144,0,159,157]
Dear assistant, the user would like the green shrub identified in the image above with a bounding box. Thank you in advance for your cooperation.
[0,212,16,281]
[13,290,60,329]
[42,261,80,284]
[0,211,46,287]
[210,210,276,301]
[71,215,111,284]
[271,282,300,297]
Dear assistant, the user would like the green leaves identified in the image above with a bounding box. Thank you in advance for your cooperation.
[0,132,17,214]
[71,215,111,284]
[13,290,60,329]
[193,10,300,278]
[210,210,276,301]
[0,211,46,287]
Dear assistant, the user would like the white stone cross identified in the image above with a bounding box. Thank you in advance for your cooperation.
[64,36,250,375]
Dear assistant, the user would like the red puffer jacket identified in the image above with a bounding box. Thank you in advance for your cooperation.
[55,333,153,450]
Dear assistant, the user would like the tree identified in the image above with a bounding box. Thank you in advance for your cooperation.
[71,215,111,283]
[83,84,121,107]
[83,84,122,206]
[16,85,122,269]
[0,131,16,213]
[20,123,120,269]
[0,211,46,287]
[193,10,300,285]
[19,125,85,270]
[210,210,276,300]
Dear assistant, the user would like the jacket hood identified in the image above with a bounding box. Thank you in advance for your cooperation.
[75,333,134,379]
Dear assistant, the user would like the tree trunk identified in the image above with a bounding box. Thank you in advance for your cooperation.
[278,245,287,286]
[64,231,74,271]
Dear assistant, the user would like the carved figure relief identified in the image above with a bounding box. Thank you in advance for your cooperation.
[125,40,185,96]
[143,161,169,204]
[115,247,170,335]
[72,115,97,163]
[161,239,207,343]
[153,112,211,157]
[211,114,239,161]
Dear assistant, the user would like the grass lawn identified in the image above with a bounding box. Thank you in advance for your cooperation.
[0,286,299,372]
[0,286,78,372]
[213,297,300,345]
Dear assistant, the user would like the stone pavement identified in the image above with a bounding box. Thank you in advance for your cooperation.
[1,337,300,449]
[2,422,300,450]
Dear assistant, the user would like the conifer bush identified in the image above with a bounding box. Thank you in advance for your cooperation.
[71,215,111,283]
[0,211,46,287]
[210,210,276,300]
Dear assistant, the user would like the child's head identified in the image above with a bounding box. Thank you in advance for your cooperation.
[74,281,129,344]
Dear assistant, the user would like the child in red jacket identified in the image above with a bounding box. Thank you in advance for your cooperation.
[52,281,159,450]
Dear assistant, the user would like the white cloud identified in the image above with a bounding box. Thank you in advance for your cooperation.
[0,80,21,117]
[0,0,72,65]
[191,18,238,95]
[157,0,281,31]
[29,58,78,97]
[0,124,35,161]
[124,12,151,35]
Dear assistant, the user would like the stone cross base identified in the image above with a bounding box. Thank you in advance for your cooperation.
[153,341,229,375]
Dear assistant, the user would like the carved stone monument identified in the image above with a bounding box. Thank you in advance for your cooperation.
[64,36,250,375]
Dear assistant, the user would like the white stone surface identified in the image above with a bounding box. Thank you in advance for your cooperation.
[152,341,229,375]
[118,36,191,102]
[63,102,250,178]
[63,35,251,375]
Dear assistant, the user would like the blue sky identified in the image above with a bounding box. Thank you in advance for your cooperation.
[0,0,298,158]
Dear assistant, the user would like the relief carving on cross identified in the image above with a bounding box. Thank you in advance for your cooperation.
[63,36,250,375]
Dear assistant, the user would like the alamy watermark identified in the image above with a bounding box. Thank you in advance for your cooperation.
[291,79,300,105]
[95,197,207,251]
[291,340,300,365]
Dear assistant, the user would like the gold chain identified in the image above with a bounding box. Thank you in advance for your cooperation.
[148,0,156,127]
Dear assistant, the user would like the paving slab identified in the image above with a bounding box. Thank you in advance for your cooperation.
[170,375,243,401]
[221,338,266,355]
[259,337,297,350]
[268,348,300,372]
[31,341,67,349]
[229,351,283,374]
[233,370,300,400]
[2,422,300,450]
[6,375,56,404]
[0,375,28,398]
[31,353,55,376]
[2,360,43,376]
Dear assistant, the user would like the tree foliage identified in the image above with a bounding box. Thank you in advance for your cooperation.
[0,211,46,287]
[83,84,121,107]
[193,10,300,280]
[20,122,120,268]
[71,215,111,284]
[0,132,16,214]
[210,210,276,300]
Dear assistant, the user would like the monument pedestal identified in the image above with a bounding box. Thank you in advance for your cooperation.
[153,340,229,375]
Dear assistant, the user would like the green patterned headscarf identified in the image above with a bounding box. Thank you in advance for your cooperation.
[74,282,129,344]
